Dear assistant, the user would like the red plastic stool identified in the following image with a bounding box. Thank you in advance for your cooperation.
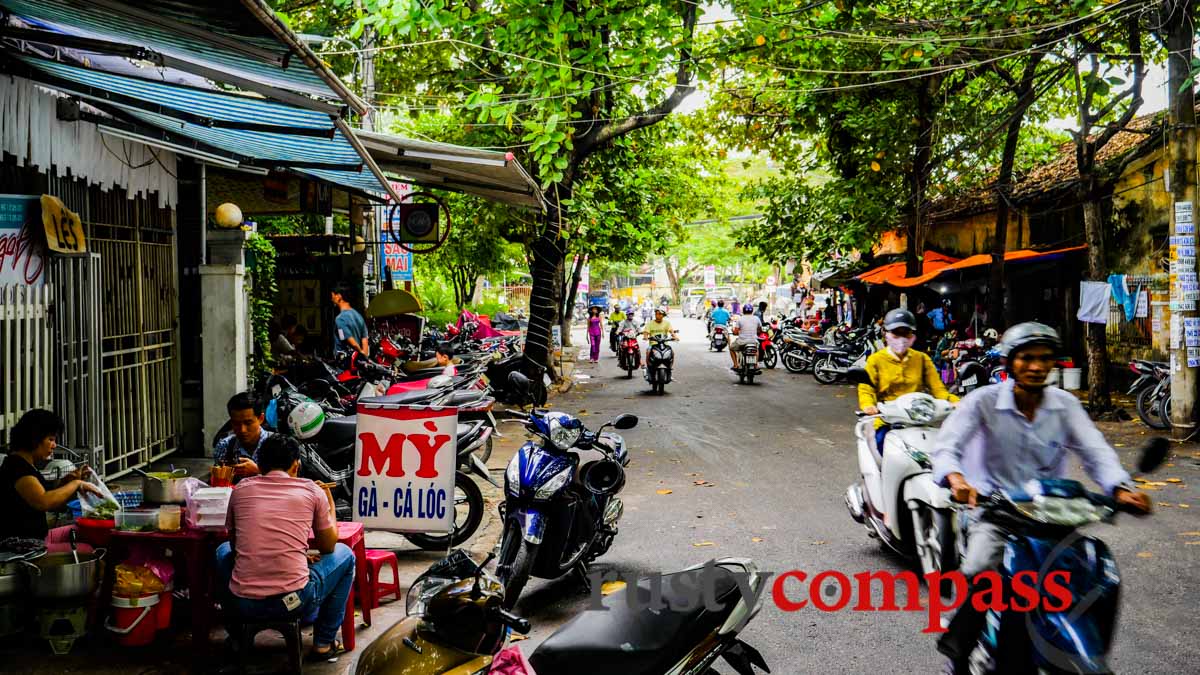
[365,549,401,609]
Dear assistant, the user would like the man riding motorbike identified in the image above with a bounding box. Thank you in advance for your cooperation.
[642,306,677,340]
[931,322,1152,674]
[859,308,957,452]
[709,299,731,335]
[730,304,762,370]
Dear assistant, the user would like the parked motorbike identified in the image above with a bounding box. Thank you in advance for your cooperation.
[355,552,770,675]
[947,339,999,396]
[495,407,638,609]
[617,328,641,378]
[812,326,881,384]
[710,323,729,352]
[1129,359,1170,430]
[844,367,959,590]
[949,439,1167,674]
[757,325,778,370]
[779,327,820,374]
[645,334,676,395]
[608,319,621,353]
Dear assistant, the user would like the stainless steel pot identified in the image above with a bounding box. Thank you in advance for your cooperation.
[21,550,105,599]
[141,470,189,504]
[0,550,43,599]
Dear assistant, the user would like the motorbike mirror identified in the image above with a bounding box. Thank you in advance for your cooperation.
[611,414,639,430]
[845,366,873,387]
[1137,437,1169,474]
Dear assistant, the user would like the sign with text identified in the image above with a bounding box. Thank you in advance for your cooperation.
[40,195,86,254]
[0,195,45,286]
[380,182,415,282]
[703,265,716,290]
[353,404,458,533]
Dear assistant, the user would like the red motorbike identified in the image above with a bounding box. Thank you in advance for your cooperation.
[618,328,641,378]
[757,324,778,370]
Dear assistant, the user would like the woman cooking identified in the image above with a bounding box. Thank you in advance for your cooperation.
[1,409,100,552]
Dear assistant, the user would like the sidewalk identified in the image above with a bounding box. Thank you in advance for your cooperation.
[1,407,534,674]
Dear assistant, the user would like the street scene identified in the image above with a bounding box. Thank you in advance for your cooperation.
[3,0,1200,674]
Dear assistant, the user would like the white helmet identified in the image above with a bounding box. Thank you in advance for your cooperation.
[288,401,326,440]
[983,328,1000,340]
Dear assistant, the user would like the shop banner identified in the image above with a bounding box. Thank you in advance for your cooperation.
[381,182,414,282]
[703,265,716,290]
[353,404,458,533]
[0,194,45,286]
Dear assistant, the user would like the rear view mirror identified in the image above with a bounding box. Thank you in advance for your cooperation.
[846,367,873,387]
[612,414,639,430]
[1137,437,1169,474]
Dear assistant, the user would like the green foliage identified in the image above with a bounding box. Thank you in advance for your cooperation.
[255,213,352,236]
[245,233,278,385]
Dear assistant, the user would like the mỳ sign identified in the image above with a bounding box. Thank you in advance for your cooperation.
[353,404,457,533]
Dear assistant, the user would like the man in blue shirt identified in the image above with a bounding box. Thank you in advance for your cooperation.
[330,281,369,358]
[709,300,731,329]
[932,322,1150,673]
[213,392,274,481]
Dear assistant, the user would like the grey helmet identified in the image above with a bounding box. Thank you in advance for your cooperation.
[883,308,917,332]
[997,322,1061,360]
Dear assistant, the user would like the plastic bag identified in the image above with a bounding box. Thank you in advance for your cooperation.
[490,645,536,675]
[122,550,175,587]
[114,563,166,596]
[78,472,122,519]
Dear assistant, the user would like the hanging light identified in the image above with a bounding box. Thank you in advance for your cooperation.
[214,203,243,229]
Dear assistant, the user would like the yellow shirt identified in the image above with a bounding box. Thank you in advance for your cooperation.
[644,319,673,336]
[610,310,626,323]
[858,349,957,425]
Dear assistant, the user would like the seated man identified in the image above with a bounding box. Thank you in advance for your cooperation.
[730,304,762,370]
[213,392,273,482]
[709,300,731,335]
[215,434,354,659]
[859,308,957,453]
[435,342,457,377]
[642,307,677,340]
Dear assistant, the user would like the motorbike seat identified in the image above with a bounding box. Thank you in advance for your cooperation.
[529,566,741,675]
[317,414,357,450]
[362,389,442,406]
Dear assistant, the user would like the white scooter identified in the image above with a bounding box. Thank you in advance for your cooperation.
[844,367,960,586]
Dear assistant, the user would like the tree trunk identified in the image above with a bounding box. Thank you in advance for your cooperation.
[524,192,567,373]
[559,254,586,348]
[906,82,935,278]
[1082,188,1110,411]
[665,259,680,304]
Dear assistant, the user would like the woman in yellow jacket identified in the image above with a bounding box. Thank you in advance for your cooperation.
[858,308,958,451]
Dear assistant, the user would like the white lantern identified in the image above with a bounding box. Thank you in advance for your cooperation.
[214,203,243,229]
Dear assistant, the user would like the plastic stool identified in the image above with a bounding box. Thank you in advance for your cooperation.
[365,549,401,608]
[236,617,303,675]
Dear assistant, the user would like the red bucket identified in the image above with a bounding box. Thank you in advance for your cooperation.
[107,594,160,647]
[156,583,174,630]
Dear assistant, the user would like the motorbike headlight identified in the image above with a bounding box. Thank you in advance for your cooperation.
[505,456,521,495]
[534,467,574,500]
[548,415,583,450]
[907,397,936,425]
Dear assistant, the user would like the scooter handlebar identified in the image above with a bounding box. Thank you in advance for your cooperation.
[492,607,531,634]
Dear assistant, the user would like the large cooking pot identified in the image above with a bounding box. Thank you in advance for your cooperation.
[0,549,44,600]
[21,550,105,599]
[140,469,190,504]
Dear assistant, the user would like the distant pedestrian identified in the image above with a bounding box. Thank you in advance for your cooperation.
[329,282,368,358]
[587,306,603,363]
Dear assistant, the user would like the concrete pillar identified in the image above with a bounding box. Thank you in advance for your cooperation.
[200,229,250,452]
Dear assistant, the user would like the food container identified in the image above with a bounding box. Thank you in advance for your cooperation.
[116,509,159,532]
[186,487,232,530]
[75,518,116,547]
[21,550,106,599]
[141,470,190,504]
[157,506,182,533]
[0,550,42,599]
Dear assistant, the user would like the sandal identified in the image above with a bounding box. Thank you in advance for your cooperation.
[308,640,346,662]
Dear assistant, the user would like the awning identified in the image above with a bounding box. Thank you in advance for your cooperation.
[367,289,424,318]
[0,0,359,109]
[856,251,960,285]
[359,130,544,209]
[887,245,1087,288]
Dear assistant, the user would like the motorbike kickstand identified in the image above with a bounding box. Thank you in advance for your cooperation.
[572,560,593,596]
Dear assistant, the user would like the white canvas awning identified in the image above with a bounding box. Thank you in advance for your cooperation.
[358,130,545,210]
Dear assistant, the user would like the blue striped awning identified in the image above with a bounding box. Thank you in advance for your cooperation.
[0,0,340,101]
[300,169,387,197]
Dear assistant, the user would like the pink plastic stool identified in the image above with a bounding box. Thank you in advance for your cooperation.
[365,549,401,608]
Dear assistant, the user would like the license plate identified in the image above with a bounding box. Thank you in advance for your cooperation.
[961,375,977,387]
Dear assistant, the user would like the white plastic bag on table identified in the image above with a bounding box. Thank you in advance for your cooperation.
[78,471,122,518]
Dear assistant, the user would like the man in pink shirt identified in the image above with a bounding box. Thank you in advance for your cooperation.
[214,434,355,659]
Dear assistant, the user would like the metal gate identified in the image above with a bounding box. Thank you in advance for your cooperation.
[46,254,104,469]
[48,176,180,479]
[0,284,53,436]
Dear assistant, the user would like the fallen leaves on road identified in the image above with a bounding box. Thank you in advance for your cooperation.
[1187,541,1200,546]
[511,634,529,642]
[1114,443,1126,448]
[835,394,846,398]
[1137,552,1154,558]
[693,480,714,487]
[656,489,673,495]
[752,537,764,543]
[693,541,716,547]
[601,581,627,596]
[1166,478,1184,483]
[1180,503,1190,508]
[1159,502,1173,507]
[811,540,827,546]
[1178,531,1200,536]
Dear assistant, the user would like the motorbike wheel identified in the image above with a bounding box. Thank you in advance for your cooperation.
[738,372,746,384]
[763,346,777,369]
[911,507,959,598]
[782,349,810,374]
[746,370,756,384]
[497,532,538,610]
[403,472,485,550]
[478,435,494,464]
[1137,387,1169,430]
[812,356,840,384]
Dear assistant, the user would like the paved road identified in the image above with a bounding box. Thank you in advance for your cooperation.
[510,314,1200,674]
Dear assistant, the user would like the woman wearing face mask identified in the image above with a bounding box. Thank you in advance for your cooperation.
[858,308,958,451]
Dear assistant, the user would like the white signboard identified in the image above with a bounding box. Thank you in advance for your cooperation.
[353,404,458,533]
[703,265,716,290]
[1135,290,1149,318]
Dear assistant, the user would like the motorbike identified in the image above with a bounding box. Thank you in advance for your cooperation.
[844,366,959,589]
[812,326,881,384]
[617,328,641,378]
[1129,359,1170,430]
[947,339,1000,396]
[779,326,821,374]
[710,323,730,352]
[494,404,638,609]
[645,334,676,395]
[608,319,622,353]
[735,340,761,385]
[949,439,1167,674]
[757,324,778,370]
[355,551,770,675]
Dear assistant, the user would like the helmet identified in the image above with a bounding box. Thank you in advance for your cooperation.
[288,401,326,440]
[654,306,666,316]
[883,308,917,332]
[997,322,1061,360]
[983,328,1000,340]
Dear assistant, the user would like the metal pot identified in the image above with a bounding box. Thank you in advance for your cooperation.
[21,550,105,599]
[0,550,43,599]
[141,470,190,504]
